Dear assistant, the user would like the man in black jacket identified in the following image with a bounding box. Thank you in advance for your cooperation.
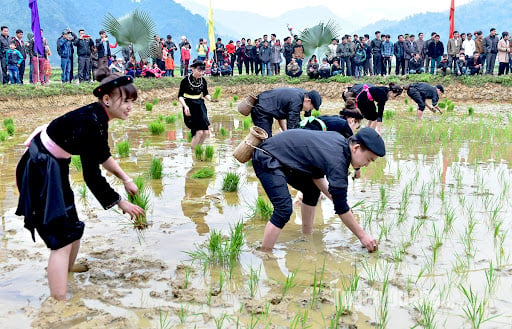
[164,35,177,60]
[484,28,498,74]
[11,29,26,83]
[0,26,10,84]
[74,29,94,82]
[428,34,444,74]
[371,31,382,75]
[394,35,405,75]
[95,30,111,70]
[283,37,294,67]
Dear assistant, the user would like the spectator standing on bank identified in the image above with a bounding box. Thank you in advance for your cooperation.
[0,26,11,84]
[463,33,476,59]
[394,35,405,75]
[96,30,113,70]
[404,34,418,74]
[245,39,255,74]
[428,34,444,74]
[292,39,305,70]
[58,29,75,83]
[11,29,27,84]
[363,35,373,76]
[381,35,393,76]
[415,33,426,68]
[270,39,283,75]
[424,32,436,73]
[371,31,383,75]
[475,31,486,65]
[447,31,462,70]
[497,32,510,76]
[5,42,23,84]
[29,29,49,85]
[484,28,499,74]
[74,29,94,83]
[214,38,225,65]
[164,35,177,60]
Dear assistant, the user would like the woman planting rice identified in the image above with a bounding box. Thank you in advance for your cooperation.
[178,60,214,148]
[404,83,445,120]
[15,67,144,300]
[344,83,403,134]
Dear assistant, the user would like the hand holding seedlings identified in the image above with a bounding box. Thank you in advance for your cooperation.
[118,199,145,220]
[360,233,379,252]
[123,179,139,196]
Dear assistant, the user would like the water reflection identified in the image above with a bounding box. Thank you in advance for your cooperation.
[181,163,214,235]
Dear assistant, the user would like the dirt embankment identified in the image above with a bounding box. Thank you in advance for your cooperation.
[0,81,509,119]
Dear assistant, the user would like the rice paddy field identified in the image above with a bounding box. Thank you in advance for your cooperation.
[0,90,511,329]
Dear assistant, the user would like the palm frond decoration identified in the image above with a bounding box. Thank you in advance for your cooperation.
[299,19,341,60]
[103,9,158,59]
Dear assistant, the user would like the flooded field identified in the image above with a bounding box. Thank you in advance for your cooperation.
[1,93,512,329]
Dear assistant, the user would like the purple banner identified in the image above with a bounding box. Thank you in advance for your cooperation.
[28,0,44,56]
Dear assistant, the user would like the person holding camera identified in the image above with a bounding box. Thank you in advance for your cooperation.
[58,29,76,83]
[96,30,113,70]
[74,29,94,83]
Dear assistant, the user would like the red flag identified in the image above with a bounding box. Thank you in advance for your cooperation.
[449,0,455,39]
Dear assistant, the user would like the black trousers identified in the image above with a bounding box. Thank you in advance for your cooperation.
[373,54,382,75]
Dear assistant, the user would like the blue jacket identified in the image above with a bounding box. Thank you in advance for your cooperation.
[59,37,73,58]
[6,49,23,66]
[382,41,394,57]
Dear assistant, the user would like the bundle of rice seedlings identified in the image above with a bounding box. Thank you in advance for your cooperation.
[219,127,228,136]
[204,145,214,161]
[149,121,165,135]
[145,103,153,111]
[128,175,150,230]
[212,86,222,100]
[243,117,252,130]
[468,107,474,116]
[165,115,177,124]
[222,172,240,192]
[250,196,273,220]
[0,131,8,142]
[149,158,163,179]
[233,95,239,101]
[116,141,130,158]
[173,100,178,106]
[191,166,214,179]
[194,145,204,159]
[5,123,14,136]
[186,131,193,143]
[152,98,159,105]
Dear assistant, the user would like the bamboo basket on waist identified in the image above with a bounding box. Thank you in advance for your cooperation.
[233,126,268,163]
[237,94,257,116]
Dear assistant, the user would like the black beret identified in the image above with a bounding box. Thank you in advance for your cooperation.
[436,84,444,93]
[306,90,322,110]
[190,60,205,69]
[93,75,134,97]
[354,127,386,157]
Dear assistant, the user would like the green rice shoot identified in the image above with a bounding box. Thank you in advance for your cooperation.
[71,155,82,171]
[222,172,240,192]
[233,95,239,101]
[5,123,14,136]
[204,145,214,161]
[243,117,252,130]
[165,115,177,124]
[116,141,130,158]
[251,196,273,221]
[194,144,204,159]
[127,175,150,230]
[383,110,396,120]
[0,131,8,142]
[145,103,153,111]
[152,98,159,105]
[212,86,222,100]
[173,100,178,106]
[191,166,214,179]
[3,118,13,127]
[149,158,163,179]
[468,107,474,116]
[219,127,228,136]
[149,121,165,135]
[186,131,193,143]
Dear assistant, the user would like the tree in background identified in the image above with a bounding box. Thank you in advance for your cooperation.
[300,20,340,59]
[103,9,158,60]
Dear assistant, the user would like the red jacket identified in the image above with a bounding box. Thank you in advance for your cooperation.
[226,43,235,54]
[181,47,191,60]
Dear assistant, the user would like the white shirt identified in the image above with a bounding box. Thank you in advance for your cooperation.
[463,39,476,56]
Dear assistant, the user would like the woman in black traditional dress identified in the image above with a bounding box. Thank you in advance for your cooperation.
[15,68,144,300]
[178,60,214,148]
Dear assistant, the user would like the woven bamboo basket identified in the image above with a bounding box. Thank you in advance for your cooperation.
[237,94,257,116]
[233,126,268,163]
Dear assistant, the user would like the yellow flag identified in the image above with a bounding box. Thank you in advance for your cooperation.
[208,0,215,51]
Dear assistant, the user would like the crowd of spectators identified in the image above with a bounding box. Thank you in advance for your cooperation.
[0,24,511,85]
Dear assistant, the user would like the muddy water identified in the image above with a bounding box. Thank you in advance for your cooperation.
[1,96,512,329]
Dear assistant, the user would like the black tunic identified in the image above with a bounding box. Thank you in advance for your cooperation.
[352,84,389,122]
[254,129,352,214]
[406,83,439,111]
[178,75,210,135]
[302,115,354,138]
[46,102,120,208]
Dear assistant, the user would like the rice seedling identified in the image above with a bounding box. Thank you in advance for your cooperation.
[468,106,474,116]
[116,140,130,158]
[3,117,13,126]
[447,103,455,112]
[71,155,82,171]
[149,120,165,135]
[144,139,150,148]
[415,297,437,329]
[222,172,240,192]
[438,101,446,109]
[311,109,321,117]
[149,158,163,179]
[443,205,456,234]
[280,268,299,298]
[250,196,273,221]
[5,123,14,136]
[233,95,239,101]
[152,98,159,105]
[229,101,233,108]
[360,256,378,286]
[127,175,150,230]
[186,131,192,142]
[383,110,396,120]
[158,308,174,329]
[248,265,261,298]
[145,102,153,111]
[212,86,222,100]
[379,185,388,212]
[194,144,204,159]
[176,304,188,324]
[219,127,228,136]
[485,260,497,296]
[214,313,228,329]
[78,183,87,199]
[430,224,442,264]
[331,289,347,328]
[204,145,214,161]
[243,117,252,130]
[376,276,389,329]
[158,114,164,122]
[404,98,409,105]
[165,114,176,124]
[459,284,498,329]
[191,166,214,179]
[0,131,7,142]
[408,105,414,112]
[311,260,326,308]
[173,100,178,106]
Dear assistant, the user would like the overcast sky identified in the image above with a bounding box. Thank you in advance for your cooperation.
[176,0,474,21]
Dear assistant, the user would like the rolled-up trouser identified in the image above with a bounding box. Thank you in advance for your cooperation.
[407,87,426,111]
[253,152,320,229]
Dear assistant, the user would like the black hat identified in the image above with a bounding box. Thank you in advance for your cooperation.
[62,29,68,35]
[354,127,386,157]
[93,75,134,97]
[436,84,445,93]
[306,90,322,110]
[190,60,205,69]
